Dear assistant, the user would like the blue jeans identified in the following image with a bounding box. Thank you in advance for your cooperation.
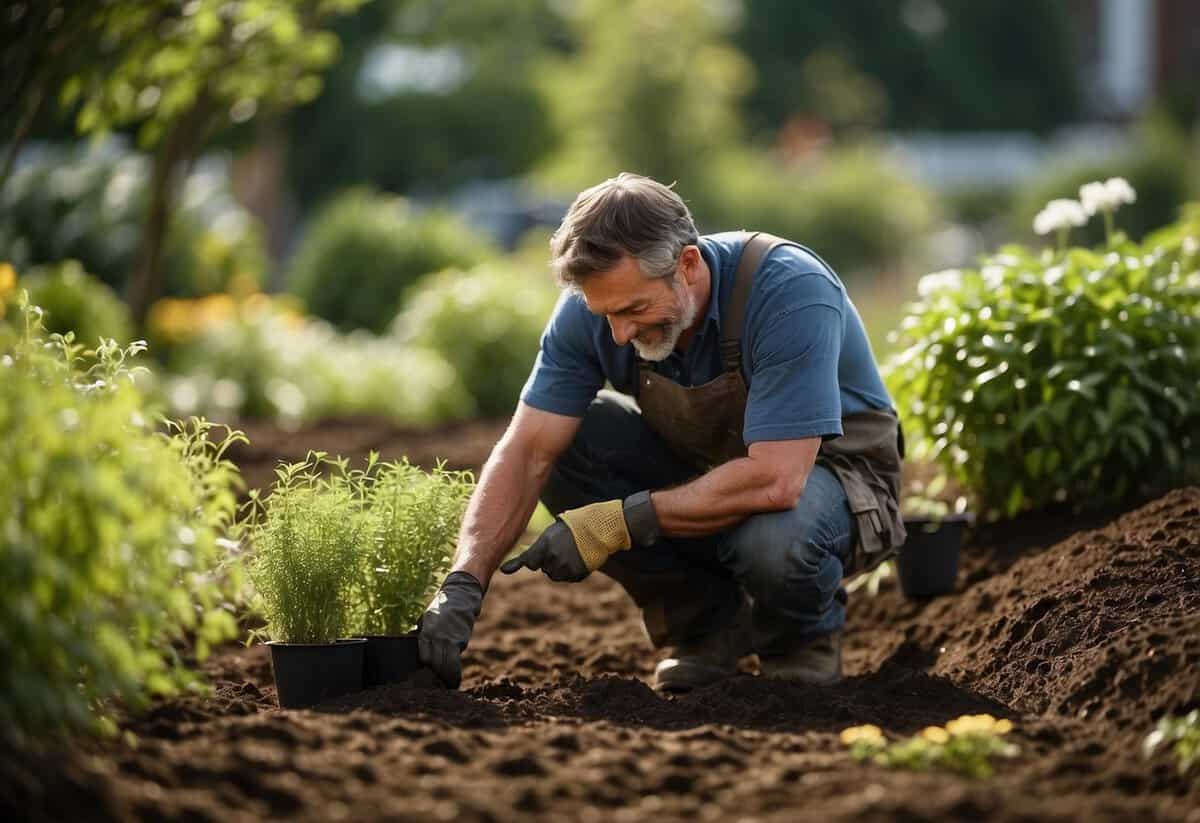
[541,391,857,657]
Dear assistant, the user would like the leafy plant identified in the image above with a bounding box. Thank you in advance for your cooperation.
[288,188,492,333]
[393,260,558,417]
[354,458,474,636]
[6,260,132,345]
[900,476,971,522]
[1144,711,1200,776]
[239,453,368,645]
[0,294,243,744]
[841,714,1019,779]
[885,198,1200,518]
[845,561,893,597]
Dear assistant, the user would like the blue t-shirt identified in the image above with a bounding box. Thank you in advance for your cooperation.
[519,232,895,445]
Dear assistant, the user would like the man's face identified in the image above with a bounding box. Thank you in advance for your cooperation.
[579,254,698,361]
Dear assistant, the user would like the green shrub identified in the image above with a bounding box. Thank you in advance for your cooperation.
[693,144,938,276]
[9,260,132,345]
[353,458,474,636]
[393,261,559,417]
[885,202,1200,518]
[287,188,493,333]
[0,141,266,298]
[240,454,368,644]
[0,296,243,744]
[151,294,473,426]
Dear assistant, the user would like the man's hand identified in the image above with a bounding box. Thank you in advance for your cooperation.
[417,571,483,689]
[499,519,590,581]
[500,491,660,582]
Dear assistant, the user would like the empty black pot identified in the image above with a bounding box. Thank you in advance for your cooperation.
[361,633,422,688]
[267,638,366,709]
[897,513,973,598]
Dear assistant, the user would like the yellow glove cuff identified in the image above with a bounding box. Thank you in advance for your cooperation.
[560,500,632,571]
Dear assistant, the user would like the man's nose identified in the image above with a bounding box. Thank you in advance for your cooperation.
[609,316,636,346]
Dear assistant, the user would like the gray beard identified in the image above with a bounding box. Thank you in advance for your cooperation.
[631,284,698,362]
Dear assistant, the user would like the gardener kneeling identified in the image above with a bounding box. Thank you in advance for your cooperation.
[418,173,905,692]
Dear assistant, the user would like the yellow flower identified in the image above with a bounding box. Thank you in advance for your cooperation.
[946,714,1000,736]
[921,726,951,744]
[0,262,16,298]
[840,725,885,746]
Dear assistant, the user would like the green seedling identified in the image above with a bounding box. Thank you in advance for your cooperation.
[240,453,367,644]
[842,714,1019,779]
[354,458,474,636]
[1144,711,1200,776]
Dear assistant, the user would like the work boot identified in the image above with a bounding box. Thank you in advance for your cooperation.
[653,605,752,693]
[759,631,843,685]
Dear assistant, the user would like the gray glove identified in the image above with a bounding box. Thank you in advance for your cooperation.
[499,520,589,582]
[417,571,483,689]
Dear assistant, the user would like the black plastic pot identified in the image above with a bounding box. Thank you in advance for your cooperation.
[897,513,973,599]
[267,638,366,709]
[361,633,422,688]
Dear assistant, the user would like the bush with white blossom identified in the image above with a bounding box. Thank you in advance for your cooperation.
[886,184,1200,518]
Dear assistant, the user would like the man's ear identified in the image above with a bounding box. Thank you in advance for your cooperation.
[679,245,702,285]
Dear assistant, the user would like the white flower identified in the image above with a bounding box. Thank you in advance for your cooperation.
[1079,177,1137,215]
[1105,176,1136,206]
[917,269,963,299]
[1033,198,1088,235]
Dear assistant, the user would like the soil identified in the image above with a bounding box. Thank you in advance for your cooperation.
[4,417,1199,822]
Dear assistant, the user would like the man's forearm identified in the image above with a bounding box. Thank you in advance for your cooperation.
[650,454,811,538]
[451,441,550,588]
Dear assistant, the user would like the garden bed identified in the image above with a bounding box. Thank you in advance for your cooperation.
[4,429,1197,821]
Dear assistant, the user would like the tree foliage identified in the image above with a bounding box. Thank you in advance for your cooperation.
[6,0,365,325]
[737,0,1080,135]
[286,0,564,203]
[534,0,753,190]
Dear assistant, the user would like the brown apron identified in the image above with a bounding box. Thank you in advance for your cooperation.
[635,232,906,573]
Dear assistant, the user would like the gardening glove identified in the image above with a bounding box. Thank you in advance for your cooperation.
[417,571,483,689]
[499,491,660,582]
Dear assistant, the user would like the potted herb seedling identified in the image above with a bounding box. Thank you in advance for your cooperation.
[352,457,473,687]
[241,453,369,708]
[897,476,973,598]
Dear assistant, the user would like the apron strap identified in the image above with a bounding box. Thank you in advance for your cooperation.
[720,231,789,373]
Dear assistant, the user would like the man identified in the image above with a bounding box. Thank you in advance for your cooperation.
[417,173,905,693]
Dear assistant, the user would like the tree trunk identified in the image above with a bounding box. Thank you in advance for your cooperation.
[0,83,46,191]
[127,105,209,328]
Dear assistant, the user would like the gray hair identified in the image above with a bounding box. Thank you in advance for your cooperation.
[549,173,699,290]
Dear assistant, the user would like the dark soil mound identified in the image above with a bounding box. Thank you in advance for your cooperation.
[925,488,1199,728]
[5,471,1198,821]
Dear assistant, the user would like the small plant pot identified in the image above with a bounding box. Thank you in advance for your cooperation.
[897,513,973,599]
[267,638,366,709]
[361,633,423,688]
